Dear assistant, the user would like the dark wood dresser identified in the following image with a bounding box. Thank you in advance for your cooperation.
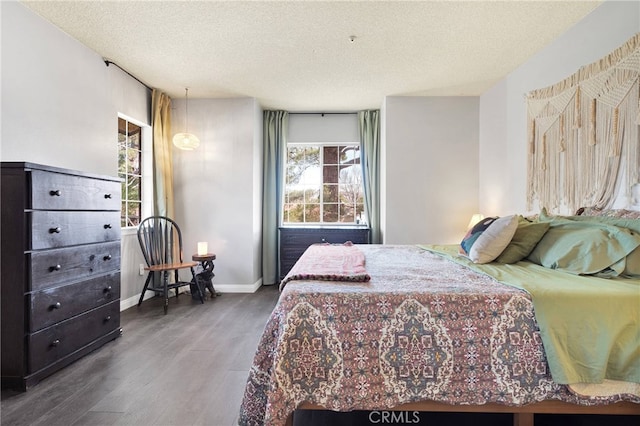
[1,162,122,390]
[279,226,370,280]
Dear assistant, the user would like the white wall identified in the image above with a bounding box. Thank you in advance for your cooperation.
[479,0,640,216]
[172,98,263,292]
[383,96,480,244]
[1,1,152,307]
[1,1,149,174]
[289,113,359,142]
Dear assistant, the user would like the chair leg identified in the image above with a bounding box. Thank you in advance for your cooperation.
[163,271,169,315]
[174,270,180,298]
[137,272,153,307]
[191,266,205,304]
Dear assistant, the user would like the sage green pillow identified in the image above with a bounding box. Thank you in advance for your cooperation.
[623,247,640,277]
[495,218,550,264]
[564,215,640,234]
[527,219,640,275]
[539,208,640,233]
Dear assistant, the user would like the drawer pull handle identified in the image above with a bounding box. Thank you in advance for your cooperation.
[49,227,62,234]
[52,302,61,310]
[104,286,112,293]
[104,193,112,199]
[50,264,62,272]
[49,190,62,196]
[105,315,112,322]
[103,254,112,261]
[104,224,112,229]
[51,339,60,347]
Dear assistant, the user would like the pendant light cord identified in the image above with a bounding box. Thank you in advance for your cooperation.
[185,88,190,133]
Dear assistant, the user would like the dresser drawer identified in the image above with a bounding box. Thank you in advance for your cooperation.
[29,273,120,332]
[30,211,120,250]
[29,241,120,291]
[28,301,120,374]
[30,170,120,211]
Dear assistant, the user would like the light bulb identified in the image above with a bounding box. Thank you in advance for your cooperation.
[173,132,200,150]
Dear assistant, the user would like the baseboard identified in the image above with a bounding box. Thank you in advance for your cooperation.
[120,279,264,310]
[214,278,263,293]
[120,291,155,311]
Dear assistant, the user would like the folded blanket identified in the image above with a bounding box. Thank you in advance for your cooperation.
[280,242,370,289]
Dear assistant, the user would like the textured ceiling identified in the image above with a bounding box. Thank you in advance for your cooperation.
[22,0,602,111]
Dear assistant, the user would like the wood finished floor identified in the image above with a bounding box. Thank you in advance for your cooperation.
[2,286,638,426]
[1,285,280,426]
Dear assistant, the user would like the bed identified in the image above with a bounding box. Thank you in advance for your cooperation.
[238,210,640,426]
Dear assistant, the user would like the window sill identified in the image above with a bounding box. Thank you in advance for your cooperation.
[121,227,138,237]
[280,224,369,229]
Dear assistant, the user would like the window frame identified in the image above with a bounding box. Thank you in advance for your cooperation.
[118,114,152,231]
[282,141,365,225]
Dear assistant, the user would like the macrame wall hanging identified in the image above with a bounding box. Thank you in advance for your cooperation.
[526,33,639,213]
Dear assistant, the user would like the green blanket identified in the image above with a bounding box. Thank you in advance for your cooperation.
[420,244,640,385]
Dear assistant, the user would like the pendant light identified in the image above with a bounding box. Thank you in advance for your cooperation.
[173,88,200,150]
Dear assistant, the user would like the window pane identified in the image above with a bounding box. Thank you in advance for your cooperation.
[305,204,320,222]
[339,185,360,205]
[127,176,141,203]
[323,184,338,202]
[120,181,127,201]
[340,145,360,165]
[118,119,127,175]
[339,202,355,223]
[127,148,141,175]
[323,165,339,184]
[127,202,141,227]
[287,147,304,185]
[323,146,338,164]
[286,188,304,203]
[287,147,319,185]
[323,203,338,222]
[305,188,320,203]
[127,122,141,149]
[284,203,303,223]
[339,165,361,185]
[118,117,127,140]
[305,146,320,165]
[121,202,127,227]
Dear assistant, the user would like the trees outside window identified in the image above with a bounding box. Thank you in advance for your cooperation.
[283,143,364,224]
[118,117,142,227]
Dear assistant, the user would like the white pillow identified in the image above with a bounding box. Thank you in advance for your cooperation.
[468,215,519,264]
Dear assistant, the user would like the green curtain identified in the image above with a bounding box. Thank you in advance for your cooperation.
[151,89,174,219]
[358,110,381,244]
[262,110,289,285]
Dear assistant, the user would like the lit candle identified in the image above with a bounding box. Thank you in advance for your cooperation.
[197,242,208,255]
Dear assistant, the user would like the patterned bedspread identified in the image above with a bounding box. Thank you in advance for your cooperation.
[238,245,638,426]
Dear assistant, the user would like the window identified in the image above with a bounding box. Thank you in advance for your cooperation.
[118,117,142,227]
[283,143,365,224]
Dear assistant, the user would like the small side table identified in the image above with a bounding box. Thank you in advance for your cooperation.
[192,253,219,298]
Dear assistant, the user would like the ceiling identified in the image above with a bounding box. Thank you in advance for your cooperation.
[22,0,602,112]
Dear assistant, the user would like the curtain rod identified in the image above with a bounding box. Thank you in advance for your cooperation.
[290,112,357,116]
[104,59,153,92]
